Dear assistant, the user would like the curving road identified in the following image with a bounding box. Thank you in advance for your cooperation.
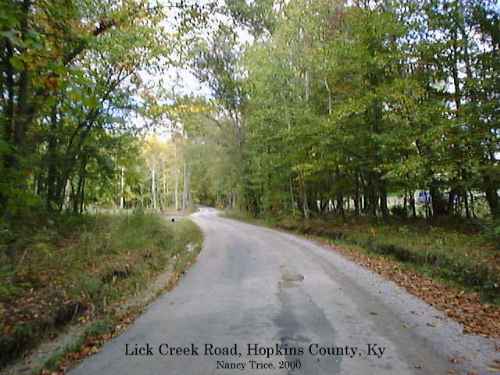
[70,208,497,375]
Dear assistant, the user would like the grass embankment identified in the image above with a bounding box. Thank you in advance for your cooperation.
[0,212,202,371]
[225,210,500,336]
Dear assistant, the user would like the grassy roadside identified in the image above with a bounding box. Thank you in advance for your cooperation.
[223,210,500,337]
[0,211,203,371]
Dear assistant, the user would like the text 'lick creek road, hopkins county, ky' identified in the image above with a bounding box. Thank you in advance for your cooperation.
[69,208,498,375]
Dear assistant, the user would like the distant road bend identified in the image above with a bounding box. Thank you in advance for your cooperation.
[70,207,497,375]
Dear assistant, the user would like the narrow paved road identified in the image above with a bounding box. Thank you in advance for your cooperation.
[70,208,496,375]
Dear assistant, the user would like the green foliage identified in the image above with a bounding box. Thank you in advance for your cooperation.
[0,0,187,217]
[187,0,499,221]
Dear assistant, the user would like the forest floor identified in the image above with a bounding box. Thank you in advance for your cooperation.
[0,211,203,374]
[224,210,500,339]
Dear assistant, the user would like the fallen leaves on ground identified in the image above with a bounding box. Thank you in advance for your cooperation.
[318,239,500,338]
[40,266,193,374]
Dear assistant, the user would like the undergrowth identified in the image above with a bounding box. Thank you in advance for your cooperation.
[0,211,202,369]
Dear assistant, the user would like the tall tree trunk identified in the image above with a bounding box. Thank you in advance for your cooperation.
[162,169,166,210]
[304,70,310,102]
[470,192,477,219]
[302,191,310,219]
[299,172,310,219]
[165,170,169,207]
[182,161,190,210]
[151,167,157,210]
[120,167,124,209]
[463,190,470,219]
[174,167,179,211]
[139,185,144,208]
[379,182,389,217]
[73,156,87,214]
[354,173,360,216]
[174,143,179,210]
[231,191,236,209]
[336,194,344,219]
[79,175,86,214]
[46,107,59,210]
[484,179,499,219]
[429,181,447,217]
[289,176,295,212]
[324,78,332,115]
[409,191,417,218]
[366,174,378,217]
[448,189,457,216]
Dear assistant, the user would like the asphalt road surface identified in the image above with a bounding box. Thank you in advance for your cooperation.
[70,207,497,375]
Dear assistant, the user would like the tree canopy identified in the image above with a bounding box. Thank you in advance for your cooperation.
[182,0,499,220]
[1,0,498,222]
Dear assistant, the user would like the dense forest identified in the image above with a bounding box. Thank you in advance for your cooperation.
[0,0,211,220]
[1,0,498,224]
[181,0,500,222]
